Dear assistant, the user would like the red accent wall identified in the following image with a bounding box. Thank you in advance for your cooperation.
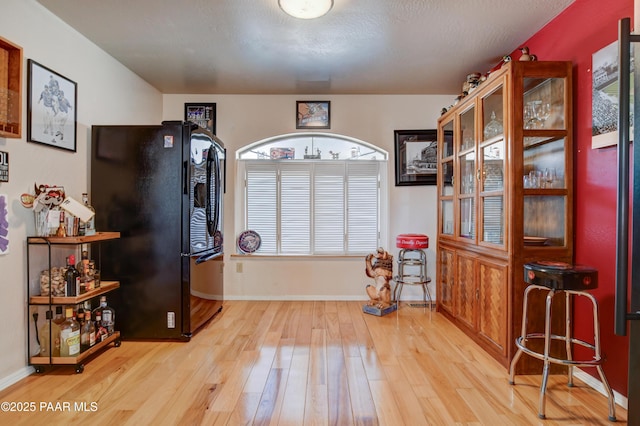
[511,0,633,395]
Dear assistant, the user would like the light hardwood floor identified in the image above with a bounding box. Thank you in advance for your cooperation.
[0,301,627,425]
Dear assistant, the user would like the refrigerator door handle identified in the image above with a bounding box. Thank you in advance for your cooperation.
[206,146,220,237]
[206,147,213,235]
[183,160,189,195]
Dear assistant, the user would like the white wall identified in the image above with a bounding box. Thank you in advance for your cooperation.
[0,0,162,388]
[163,94,451,300]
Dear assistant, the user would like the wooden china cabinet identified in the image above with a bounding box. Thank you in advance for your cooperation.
[436,61,573,373]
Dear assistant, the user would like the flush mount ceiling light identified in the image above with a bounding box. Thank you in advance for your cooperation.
[278,0,333,19]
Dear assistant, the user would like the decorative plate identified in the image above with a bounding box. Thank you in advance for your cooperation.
[524,236,548,246]
[238,230,261,253]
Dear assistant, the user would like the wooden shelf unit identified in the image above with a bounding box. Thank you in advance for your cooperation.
[27,232,122,373]
[0,36,22,139]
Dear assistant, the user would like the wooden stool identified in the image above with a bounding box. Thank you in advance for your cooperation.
[508,261,616,421]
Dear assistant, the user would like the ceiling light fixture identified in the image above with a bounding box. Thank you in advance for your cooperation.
[278,0,333,19]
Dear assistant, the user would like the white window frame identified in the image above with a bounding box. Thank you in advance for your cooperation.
[236,133,388,256]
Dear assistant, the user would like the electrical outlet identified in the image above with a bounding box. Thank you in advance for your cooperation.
[167,311,175,328]
[236,262,243,273]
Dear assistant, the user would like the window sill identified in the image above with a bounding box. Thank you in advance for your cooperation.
[229,253,365,260]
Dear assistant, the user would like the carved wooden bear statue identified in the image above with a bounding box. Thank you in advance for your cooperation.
[365,247,393,309]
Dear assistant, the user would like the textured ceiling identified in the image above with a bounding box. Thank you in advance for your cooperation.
[36,0,575,95]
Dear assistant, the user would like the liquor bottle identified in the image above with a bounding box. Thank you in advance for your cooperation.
[55,211,67,237]
[77,306,85,326]
[52,306,65,325]
[94,312,108,342]
[86,310,96,348]
[59,307,80,357]
[80,310,91,352]
[76,250,94,292]
[82,193,96,236]
[93,296,115,336]
[39,309,61,357]
[64,255,80,297]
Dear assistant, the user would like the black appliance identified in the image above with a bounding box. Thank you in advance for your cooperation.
[90,121,225,340]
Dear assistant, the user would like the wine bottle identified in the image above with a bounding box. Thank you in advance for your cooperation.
[64,255,80,297]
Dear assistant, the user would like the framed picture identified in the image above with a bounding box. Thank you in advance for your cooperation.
[185,103,216,134]
[394,129,438,186]
[591,40,633,149]
[296,101,330,129]
[27,59,77,152]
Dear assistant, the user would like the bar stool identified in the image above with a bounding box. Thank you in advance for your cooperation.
[393,234,432,312]
[509,261,616,421]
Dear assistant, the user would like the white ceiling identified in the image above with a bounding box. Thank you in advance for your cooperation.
[36,0,575,95]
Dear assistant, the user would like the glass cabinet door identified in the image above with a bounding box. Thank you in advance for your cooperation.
[439,120,454,236]
[459,151,475,240]
[482,85,504,141]
[480,139,505,245]
[522,76,568,248]
[460,106,475,151]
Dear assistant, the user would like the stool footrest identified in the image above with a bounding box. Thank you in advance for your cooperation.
[515,336,603,367]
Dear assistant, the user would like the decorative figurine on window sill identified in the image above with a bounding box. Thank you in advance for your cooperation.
[364,247,395,313]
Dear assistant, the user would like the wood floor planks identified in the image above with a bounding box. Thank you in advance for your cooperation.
[0,300,627,425]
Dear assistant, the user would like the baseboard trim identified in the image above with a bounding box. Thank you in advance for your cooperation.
[574,368,628,409]
[0,366,34,392]
[223,295,438,302]
[223,295,364,301]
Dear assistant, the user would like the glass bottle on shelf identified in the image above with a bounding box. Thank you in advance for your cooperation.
[52,306,65,325]
[81,193,96,236]
[76,250,94,292]
[64,255,80,297]
[55,211,67,238]
[59,307,80,357]
[93,296,115,336]
[94,312,107,342]
[39,310,61,357]
[86,310,97,349]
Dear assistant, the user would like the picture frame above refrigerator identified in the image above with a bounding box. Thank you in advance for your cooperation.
[185,103,216,135]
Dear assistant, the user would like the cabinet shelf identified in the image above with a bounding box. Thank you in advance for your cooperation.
[30,331,121,366]
[30,281,119,305]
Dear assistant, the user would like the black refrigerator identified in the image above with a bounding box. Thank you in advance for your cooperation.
[90,121,225,340]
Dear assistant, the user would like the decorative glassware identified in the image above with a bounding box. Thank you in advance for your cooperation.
[484,111,503,139]
[524,101,543,129]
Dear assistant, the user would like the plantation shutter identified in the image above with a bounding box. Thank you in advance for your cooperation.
[347,162,379,253]
[280,163,311,253]
[245,162,277,253]
[314,162,345,253]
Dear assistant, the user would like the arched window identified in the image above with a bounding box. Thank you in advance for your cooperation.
[237,133,388,255]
